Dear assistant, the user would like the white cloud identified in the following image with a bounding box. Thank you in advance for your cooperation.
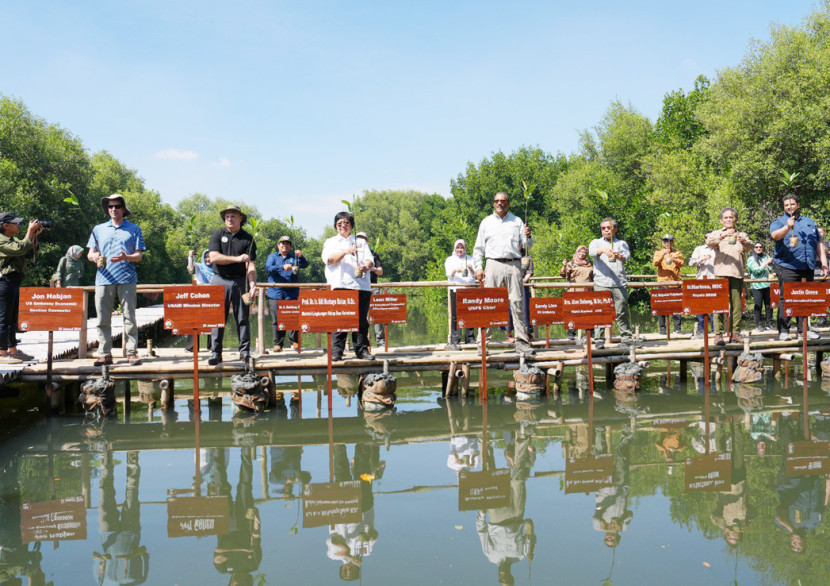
[153,149,199,161]
[216,157,231,168]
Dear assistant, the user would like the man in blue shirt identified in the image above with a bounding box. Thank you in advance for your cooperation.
[770,193,828,340]
[265,235,308,352]
[87,194,145,366]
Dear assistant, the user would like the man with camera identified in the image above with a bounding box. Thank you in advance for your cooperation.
[87,194,145,366]
[0,213,42,364]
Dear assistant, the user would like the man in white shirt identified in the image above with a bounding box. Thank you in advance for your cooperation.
[689,232,715,339]
[472,192,534,356]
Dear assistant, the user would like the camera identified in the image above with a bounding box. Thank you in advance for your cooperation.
[37,220,52,230]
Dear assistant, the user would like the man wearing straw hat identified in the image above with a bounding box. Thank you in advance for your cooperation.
[208,205,258,365]
[87,194,145,366]
[265,235,308,352]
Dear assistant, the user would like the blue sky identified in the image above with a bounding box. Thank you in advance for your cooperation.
[0,0,820,236]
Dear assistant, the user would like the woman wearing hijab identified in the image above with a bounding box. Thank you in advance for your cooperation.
[52,245,85,287]
[560,245,594,340]
[186,249,215,352]
[445,239,476,350]
[746,242,774,332]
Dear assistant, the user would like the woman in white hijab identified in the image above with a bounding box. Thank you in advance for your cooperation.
[444,239,476,350]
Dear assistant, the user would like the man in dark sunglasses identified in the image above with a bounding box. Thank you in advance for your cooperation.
[87,194,145,366]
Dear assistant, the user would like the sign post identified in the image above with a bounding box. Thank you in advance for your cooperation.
[682,279,729,391]
[275,300,302,353]
[368,293,407,353]
[163,285,226,415]
[529,297,563,348]
[455,287,510,401]
[782,281,829,408]
[300,290,360,412]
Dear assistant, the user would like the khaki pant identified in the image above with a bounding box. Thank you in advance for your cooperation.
[714,276,743,335]
[95,283,138,357]
[593,285,633,341]
[481,259,528,344]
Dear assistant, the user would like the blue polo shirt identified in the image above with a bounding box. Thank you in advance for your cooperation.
[265,252,309,299]
[87,220,145,285]
[770,214,821,271]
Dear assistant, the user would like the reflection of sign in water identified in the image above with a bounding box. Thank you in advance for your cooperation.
[19,287,84,331]
[303,481,363,528]
[164,285,226,333]
[564,454,614,494]
[455,288,509,329]
[299,291,360,333]
[529,297,563,325]
[20,496,87,543]
[682,279,729,315]
[562,291,615,330]
[368,293,407,324]
[167,495,230,537]
[684,453,731,492]
[650,288,683,316]
[458,468,511,511]
[785,441,830,476]
[782,282,829,318]
[276,300,301,331]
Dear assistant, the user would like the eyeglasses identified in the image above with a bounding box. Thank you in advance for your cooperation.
[493,199,508,204]
[107,205,123,209]
[336,221,351,227]
[601,225,613,230]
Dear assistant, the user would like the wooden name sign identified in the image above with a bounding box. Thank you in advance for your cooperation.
[770,283,780,308]
[164,285,226,333]
[456,287,510,329]
[782,282,828,318]
[562,291,615,330]
[564,454,614,494]
[299,290,360,333]
[167,495,230,537]
[19,287,84,331]
[684,452,731,492]
[368,293,407,324]
[530,297,563,326]
[650,288,683,316]
[682,279,729,315]
[20,497,87,543]
[785,441,830,476]
[303,481,363,528]
[458,468,511,511]
[275,300,301,331]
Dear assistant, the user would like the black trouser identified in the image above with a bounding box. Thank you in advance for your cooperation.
[269,298,298,347]
[0,273,22,351]
[751,287,773,328]
[210,274,250,357]
[333,289,371,355]
[449,290,476,344]
[775,265,813,334]
[658,314,682,333]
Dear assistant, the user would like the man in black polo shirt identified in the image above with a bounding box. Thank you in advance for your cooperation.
[208,205,258,364]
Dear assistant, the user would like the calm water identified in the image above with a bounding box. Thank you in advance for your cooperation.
[1,365,830,586]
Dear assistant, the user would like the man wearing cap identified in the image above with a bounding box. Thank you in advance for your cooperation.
[208,205,258,364]
[87,194,145,366]
[472,192,535,356]
[0,213,42,363]
[652,234,685,335]
[265,235,308,352]
[355,231,385,346]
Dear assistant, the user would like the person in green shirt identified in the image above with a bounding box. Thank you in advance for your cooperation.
[746,241,775,332]
[0,212,43,363]
[52,244,85,287]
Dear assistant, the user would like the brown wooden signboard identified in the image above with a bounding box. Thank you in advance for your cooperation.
[167,495,230,537]
[368,293,407,325]
[564,454,614,494]
[299,290,360,333]
[770,283,781,308]
[456,287,510,329]
[562,291,615,330]
[785,441,830,476]
[650,288,683,316]
[782,282,829,318]
[682,279,729,315]
[303,481,363,528]
[275,300,301,331]
[164,285,226,333]
[684,453,732,492]
[458,468,511,511]
[530,297,563,326]
[20,496,87,543]
[18,288,84,331]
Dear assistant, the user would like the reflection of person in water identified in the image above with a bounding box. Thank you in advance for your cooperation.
[710,420,754,546]
[213,448,262,585]
[269,447,311,498]
[93,451,149,586]
[476,430,537,586]
[327,444,384,581]
[448,435,480,475]
[0,456,47,586]
[593,426,634,548]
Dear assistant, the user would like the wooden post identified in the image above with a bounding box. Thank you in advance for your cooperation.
[79,289,88,359]
[587,329,594,421]
[447,288,453,345]
[817,351,825,380]
[384,325,389,353]
[773,358,782,379]
[257,291,265,355]
[480,327,487,402]
[545,325,550,348]
[121,312,127,358]
[703,315,711,391]
[327,333,333,413]
[679,360,688,382]
[460,363,471,398]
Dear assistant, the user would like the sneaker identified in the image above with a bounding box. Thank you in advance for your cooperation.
[0,355,22,364]
[690,332,702,340]
[778,332,792,341]
[714,334,725,346]
[127,354,143,366]
[659,329,667,336]
[515,341,535,356]
[208,354,222,366]
[9,350,34,361]
[805,330,820,340]
[271,345,283,353]
[93,355,113,367]
[356,349,375,361]
[446,343,461,351]
[730,332,744,344]
[673,330,683,336]
[331,350,343,361]
[291,342,299,349]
